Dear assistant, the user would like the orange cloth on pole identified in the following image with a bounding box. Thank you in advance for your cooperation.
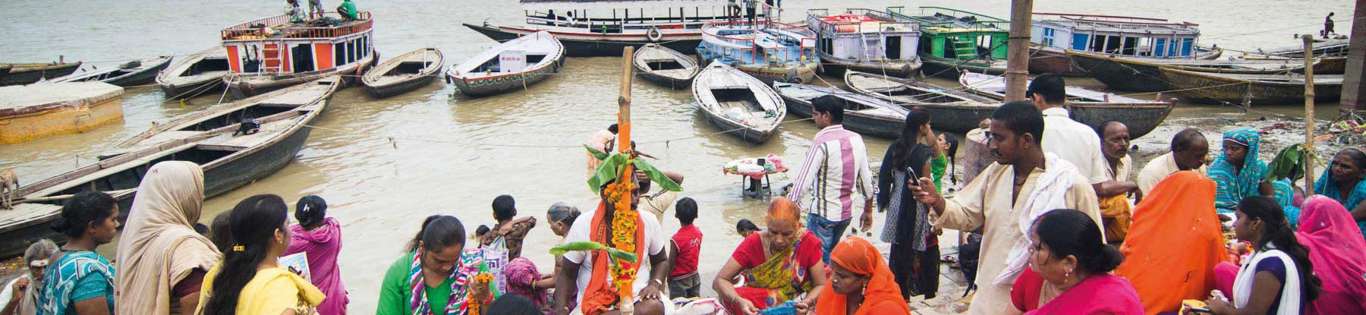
[814,237,912,315]
[1115,171,1229,315]
[578,202,646,315]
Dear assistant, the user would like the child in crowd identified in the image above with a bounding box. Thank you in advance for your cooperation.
[736,219,760,237]
[283,195,349,315]
[669,198,703,299]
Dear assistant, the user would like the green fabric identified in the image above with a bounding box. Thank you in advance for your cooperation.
[377,251,455,315]
[69,271,111,302]
[931,154,948,192]
[338,0,358,19]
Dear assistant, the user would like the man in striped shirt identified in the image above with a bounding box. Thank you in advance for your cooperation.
[787,95,876,263]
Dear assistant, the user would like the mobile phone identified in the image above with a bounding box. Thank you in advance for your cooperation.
[1187,307,1213,314]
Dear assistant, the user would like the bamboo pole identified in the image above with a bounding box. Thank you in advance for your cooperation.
[1303,35,1317,193]
[1005,0,1034,101]
[618,46,635,155]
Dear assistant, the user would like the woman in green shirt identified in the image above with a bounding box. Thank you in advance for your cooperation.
[377,215,471,315]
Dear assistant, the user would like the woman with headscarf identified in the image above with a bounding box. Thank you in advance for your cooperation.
[812,237,912,315]
[115,161,222,315]
[1293,196,1365,314]
[1208,128,1297,219]
[713,198,827,315]
[283,195,347,314]
[1010,209,1142,314]
[0,240,58,315]
[876,109,938,300]
[1312,148,1366,239]
[1114,171,1229,315]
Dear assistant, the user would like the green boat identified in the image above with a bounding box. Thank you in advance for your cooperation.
[888,6,1009,79]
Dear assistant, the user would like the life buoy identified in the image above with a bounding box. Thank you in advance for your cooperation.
[646,27,663,42]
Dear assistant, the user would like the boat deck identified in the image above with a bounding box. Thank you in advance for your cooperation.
[0,203,62,234]
[0,82,123,115]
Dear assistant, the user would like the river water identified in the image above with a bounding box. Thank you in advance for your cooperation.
[0,0,1354,313]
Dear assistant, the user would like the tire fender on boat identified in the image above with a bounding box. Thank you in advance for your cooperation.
[647,27,663,42]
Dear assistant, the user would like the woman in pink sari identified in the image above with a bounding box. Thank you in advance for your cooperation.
[1296,196,1366,314]
[283,195,348,314]
[1012,209,1143,314]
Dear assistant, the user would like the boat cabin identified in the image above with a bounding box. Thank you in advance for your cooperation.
[521,3,769,35]
[1032,13,1202,58]
[700,22,817,66]
[220,12,375,76]
[806,8,919,62]
[892,7,1008,61]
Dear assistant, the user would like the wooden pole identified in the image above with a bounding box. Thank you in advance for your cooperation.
[1303,35,1317,193]
[618,46,635,155]
[1340,0,1365,113]
[1005,0,1034,101]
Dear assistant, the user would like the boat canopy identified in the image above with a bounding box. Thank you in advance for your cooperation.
[220,12,375,76]
[1031,12,1202,58]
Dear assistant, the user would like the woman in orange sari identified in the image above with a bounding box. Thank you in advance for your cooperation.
[713,198,827,315]
[1115,171,1230,315]
[813,236,913,315]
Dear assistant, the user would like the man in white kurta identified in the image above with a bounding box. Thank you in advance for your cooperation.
[1137,128,1210,195]
[912,102,1103,315]
[1029,75,1110,186]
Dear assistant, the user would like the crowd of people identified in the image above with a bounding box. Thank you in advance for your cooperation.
[1,74,1364,315]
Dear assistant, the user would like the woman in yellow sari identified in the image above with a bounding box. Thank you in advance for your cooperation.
[712,198,827,315]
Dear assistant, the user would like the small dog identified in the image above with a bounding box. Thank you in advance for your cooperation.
[0,168,18,210]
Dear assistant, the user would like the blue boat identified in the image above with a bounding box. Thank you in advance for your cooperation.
[697,21,819,84]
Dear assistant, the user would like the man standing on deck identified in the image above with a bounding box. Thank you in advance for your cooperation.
[910,101,1103,315]
[1136,128,1209,196]
[1028,75,1111,196]
[1324,12,1336,38]
[1095,121,1139,244]
[787,95,876,263]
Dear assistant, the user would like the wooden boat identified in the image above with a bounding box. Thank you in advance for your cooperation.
[1068,50,1310,92]
[697,21,819,84]
[888,7,1009,79]
[1,77,340,258]
[0,82,124,144]
[1159,68,1343,105]
[806,8,922,77]
[844,70,998,133]
[958,71,1175,138]
[0,61,82,86]
[692,61,785,144]
[773,82,907,138]
[1261,37,1349,58]
[362,48,444,98]
[220,12,377,97]
[464,2,767,57]
[448,31,564,97]
[158,48,231,99]
[632,44,699,89]
[1028,12,1220,76]
[52,56,173,87]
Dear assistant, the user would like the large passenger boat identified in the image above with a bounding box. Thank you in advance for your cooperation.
[806,8,921,77]
[1029,12,1219,76]
[220,11,376,97]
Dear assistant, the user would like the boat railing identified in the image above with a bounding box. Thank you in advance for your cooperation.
[222,11,373,40]
[894,6,1008,30]
[1035,12,1198,27]
[806,8,917,35]
[523,5,765,30]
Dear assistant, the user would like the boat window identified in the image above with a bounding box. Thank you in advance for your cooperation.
[242,44,263,73]
[1180,38,1194,57]
[293,44,315,72]
[1072,33,1089,50]
[1136,38,1154,57]
[334,42,346,66]
[885,36,902,60]
[347,40,357,64]
[1154,38,1167,57]
[1041,27,1055,47]
[1121,37,1137,55]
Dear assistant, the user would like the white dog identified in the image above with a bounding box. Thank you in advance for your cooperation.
[0,168,17,209]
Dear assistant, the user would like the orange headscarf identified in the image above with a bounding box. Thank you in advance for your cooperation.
[815,237,913,315]
[1115,171,1229,315]
[579,201,647,315]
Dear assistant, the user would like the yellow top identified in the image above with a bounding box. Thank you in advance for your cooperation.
[195,264,326,315]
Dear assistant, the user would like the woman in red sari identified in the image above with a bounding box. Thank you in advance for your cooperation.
[712,198,827,315]
[1011,209,1142,314]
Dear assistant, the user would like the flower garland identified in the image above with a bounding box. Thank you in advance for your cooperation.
[604,164,639,302]
[467,272,495,315]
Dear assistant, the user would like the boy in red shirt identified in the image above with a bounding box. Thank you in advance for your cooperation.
[668,197,702,299]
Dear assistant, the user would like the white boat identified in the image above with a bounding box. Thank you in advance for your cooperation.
[806,8,922,77]
[158,48,230,99]
[691,61,785,144]
[447,31,565,97]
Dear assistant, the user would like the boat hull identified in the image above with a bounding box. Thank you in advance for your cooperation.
[1029,47,1088,76]
[228,56,374,98]
[699,109,775,144]
[366,74,437,98]
[0,83,125,144]
[464,23,701,58]
[1161,69,1343,105]
[1066,102,1174,139]
[105,59,172,86]
[920,56,1006,79]
[817,53,922,78]
[918,103,999,134]
[1069,52,1169,92]
[781,92,902,138]
[0,63,81,86]
[450,59,562,97]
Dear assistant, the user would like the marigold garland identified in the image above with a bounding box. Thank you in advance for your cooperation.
[605,163,639,302]
[468,272,495,315]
